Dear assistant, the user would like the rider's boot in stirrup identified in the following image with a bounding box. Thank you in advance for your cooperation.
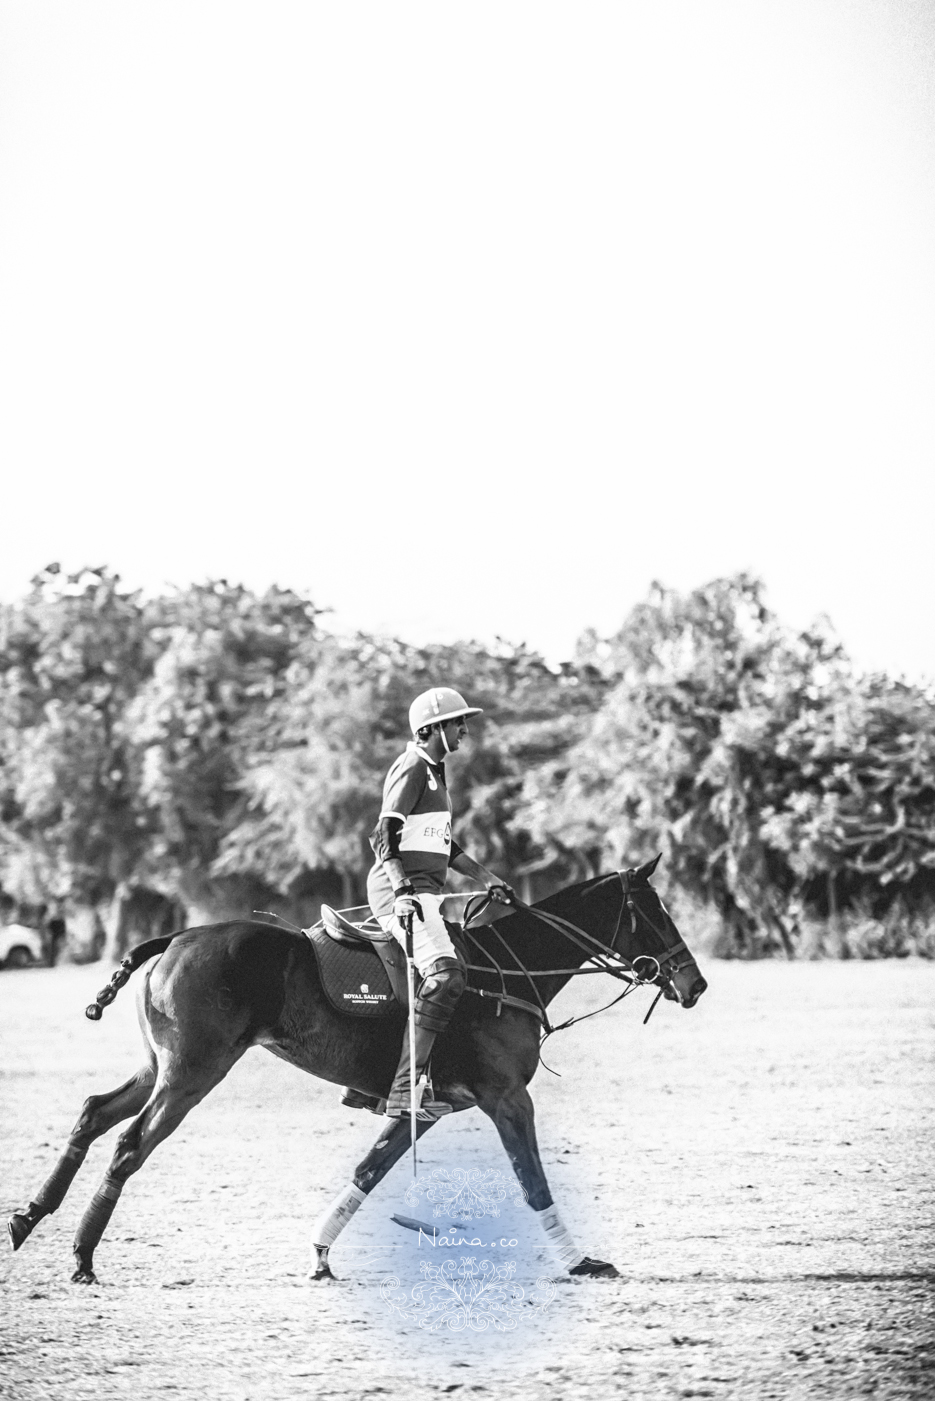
[384,1021,452,1121]
[385,956,465,1121]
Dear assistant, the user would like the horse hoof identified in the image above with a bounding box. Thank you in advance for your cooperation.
[71,1266,98,1285]
[8,1208,36,1252]
[569,1256,620,1278]
[308,1264,336,1282]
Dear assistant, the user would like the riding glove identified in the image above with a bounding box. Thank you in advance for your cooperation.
[393,885,424,933]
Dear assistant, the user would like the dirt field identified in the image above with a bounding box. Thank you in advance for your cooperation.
[2,956,933,1401]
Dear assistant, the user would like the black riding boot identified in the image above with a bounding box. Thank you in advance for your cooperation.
[385,956,465,1121]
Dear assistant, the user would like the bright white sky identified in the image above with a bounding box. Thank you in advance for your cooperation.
[1,1,933,676]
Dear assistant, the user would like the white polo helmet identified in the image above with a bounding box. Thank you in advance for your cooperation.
[409,687,483,736]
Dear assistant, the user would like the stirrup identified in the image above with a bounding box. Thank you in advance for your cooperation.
[385,1098,453,1122]
[385,1077,453,1121]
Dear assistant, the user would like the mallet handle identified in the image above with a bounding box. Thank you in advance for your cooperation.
[405,926,417,1175]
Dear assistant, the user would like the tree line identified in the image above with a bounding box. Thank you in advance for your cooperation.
[1,565,933,960]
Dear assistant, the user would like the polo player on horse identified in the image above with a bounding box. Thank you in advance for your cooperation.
[365,686,513,1121]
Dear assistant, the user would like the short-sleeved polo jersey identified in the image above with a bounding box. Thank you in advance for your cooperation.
[366,742,453,918]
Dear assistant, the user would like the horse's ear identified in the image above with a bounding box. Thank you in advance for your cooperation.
[636,853,662,881]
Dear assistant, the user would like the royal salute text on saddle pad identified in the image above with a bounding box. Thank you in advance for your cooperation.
[305,925,405,1019]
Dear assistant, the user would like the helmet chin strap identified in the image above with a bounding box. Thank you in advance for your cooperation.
[440,723,452,755]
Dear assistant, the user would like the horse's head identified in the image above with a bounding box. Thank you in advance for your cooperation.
[605,856,707,1009]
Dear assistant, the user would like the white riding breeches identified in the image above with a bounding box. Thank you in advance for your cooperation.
[378,893,457,974]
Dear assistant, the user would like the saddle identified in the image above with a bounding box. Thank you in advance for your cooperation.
[305,894,545,1025]
[306,907,408,1018]
[305,894,508,1021]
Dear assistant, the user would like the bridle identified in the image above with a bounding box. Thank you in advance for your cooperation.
[459,869,697,1042]
[608,868,696,985]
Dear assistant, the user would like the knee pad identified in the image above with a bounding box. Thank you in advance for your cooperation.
[414,957,466,1030]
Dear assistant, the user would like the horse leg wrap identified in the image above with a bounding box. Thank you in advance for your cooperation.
[74,1176,124,1256]
[535,1205,585,1271]
[413,958,466,1033]
[32,1141,88,1217]
[310,1182,366,1250]
[19,1137,86,1227]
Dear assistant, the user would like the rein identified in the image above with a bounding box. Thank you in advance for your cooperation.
[459,871,694,1043]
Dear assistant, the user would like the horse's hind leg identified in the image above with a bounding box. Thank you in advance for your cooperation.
[71,1053,241,1285]
[8,1065,155,1252]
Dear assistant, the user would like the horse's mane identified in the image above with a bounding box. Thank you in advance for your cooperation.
[466,870,621,961]
[532,869,621,911]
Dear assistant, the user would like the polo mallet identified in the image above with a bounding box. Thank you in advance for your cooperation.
[403,915,418,1176]
[391,1214,468,1235]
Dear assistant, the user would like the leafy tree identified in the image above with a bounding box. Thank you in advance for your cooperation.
[519,575,853,952]
[212,634,413,903]
[3,561,931,961]
[215,635,606,902]
[760,674,935,909]
[126,581,321,906]
[427,641,606,884]
[0,565,155,910]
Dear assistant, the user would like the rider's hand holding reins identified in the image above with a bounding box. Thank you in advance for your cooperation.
[393,883,424,936]
[486,882,515,905]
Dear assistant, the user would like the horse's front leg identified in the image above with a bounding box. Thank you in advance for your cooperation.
[308,1117,436,1281]
[475,1079,619,1279]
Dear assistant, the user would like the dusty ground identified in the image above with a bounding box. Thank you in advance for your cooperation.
[1,956,933,1401]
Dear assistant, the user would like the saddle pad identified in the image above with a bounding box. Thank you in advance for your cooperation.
[307,925,405,1019]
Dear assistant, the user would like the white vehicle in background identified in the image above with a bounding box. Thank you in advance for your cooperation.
[0,924,44,969]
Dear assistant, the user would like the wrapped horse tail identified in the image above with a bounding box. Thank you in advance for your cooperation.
[85,935,178,1021]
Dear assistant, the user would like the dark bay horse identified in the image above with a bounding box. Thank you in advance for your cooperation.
[8,858,706,1284]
